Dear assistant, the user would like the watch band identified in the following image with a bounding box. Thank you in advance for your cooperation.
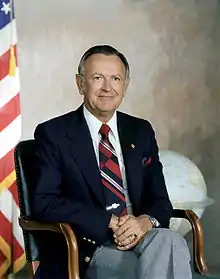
[148,215,160,228]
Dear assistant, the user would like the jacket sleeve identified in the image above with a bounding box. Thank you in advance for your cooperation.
[143,123,173,228]
[31,124,112,245]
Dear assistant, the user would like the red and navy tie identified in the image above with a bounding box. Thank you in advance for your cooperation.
[99,124,127,216]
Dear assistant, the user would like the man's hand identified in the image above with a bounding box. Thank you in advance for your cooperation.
[108,214,120,233]
[114,214,153,250]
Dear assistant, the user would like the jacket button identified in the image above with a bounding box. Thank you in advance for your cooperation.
[88,239,91,242]
[92,241,96,244]
[85,256,90,263]
[83,237,86,240]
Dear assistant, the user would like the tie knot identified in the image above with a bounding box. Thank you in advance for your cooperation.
[99,124,110,139]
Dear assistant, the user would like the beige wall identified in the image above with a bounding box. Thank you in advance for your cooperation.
[15,0,220,269]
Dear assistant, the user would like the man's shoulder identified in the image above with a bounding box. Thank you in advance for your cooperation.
[34,107,81,139]
[117,110,153,131]
[36,110,73,132]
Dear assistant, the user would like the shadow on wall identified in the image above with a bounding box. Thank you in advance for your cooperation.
[170,128,220,271]
[169,2,220,269]
[146,0,220,270]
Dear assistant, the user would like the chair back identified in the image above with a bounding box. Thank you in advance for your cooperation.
[14,139,39,262]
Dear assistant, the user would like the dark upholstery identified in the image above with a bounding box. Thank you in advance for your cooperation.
[14,140,39,262]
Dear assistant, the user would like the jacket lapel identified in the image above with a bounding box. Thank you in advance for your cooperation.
[117,112,143,210]
[66,106,105,208]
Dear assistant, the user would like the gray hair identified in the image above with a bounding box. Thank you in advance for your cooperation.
[78,45,130,80]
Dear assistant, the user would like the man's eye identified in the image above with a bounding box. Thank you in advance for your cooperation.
[113,77,120,81]
[93,76,101,80]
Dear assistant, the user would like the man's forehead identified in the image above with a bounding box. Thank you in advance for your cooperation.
[84,53,125,71]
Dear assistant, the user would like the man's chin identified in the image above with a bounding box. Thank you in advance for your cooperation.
[98,108,116,115]
[96,103,120,114]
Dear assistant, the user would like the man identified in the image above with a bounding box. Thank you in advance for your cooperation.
[32,45,192,279]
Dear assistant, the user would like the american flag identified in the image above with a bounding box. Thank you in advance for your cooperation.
[0,0,25,277]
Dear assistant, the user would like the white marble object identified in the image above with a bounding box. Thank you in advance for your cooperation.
[159,150,214,236]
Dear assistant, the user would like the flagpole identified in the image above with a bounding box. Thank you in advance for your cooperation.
[9,0,16,77]
[9,2,16,278]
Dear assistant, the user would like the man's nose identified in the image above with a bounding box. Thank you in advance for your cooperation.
[102,79,111,92]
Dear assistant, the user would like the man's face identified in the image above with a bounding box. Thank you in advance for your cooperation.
[76,53,129,121]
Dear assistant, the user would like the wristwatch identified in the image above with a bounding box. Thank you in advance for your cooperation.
[148,215,160,228]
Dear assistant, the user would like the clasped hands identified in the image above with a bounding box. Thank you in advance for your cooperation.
[109,214,153,250]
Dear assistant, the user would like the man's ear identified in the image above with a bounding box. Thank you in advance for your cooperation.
[75,74,84,95]
[123,78,130,96]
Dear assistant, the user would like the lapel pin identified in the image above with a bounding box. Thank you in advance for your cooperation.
[131,144,135,149]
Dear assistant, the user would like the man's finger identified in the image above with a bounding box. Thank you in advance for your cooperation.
[118,214,130,226]
[117,236,140,251]
[116,233,137,247]
[114,222,130,237]
[115,228,135,243]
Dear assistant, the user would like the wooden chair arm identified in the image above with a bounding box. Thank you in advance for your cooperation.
[19,210,209,278]
[19,217,80,279]
[173,209,209,275]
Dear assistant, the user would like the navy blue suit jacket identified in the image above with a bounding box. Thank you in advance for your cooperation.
[31,105,173,279]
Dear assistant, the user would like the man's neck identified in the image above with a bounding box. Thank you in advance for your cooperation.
[84,105,115,124]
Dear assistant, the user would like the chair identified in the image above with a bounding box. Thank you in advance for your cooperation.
[14,139,210,279]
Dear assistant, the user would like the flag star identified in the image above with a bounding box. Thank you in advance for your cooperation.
[1,2,10,15]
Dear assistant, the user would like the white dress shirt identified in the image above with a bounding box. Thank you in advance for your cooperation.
[83,105,133,213]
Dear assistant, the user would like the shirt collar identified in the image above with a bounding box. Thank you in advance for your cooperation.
[83,105,118,139]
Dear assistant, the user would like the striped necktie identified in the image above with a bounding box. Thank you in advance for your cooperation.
[99,124,127,216]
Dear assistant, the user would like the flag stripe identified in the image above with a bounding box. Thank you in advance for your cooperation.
[0,170,16,196]
[0,252,6,263]
[0,212,12,245]
[0,256,8,278]
[13,253,26,273]
[0,68,20,108]
[0,237,10,261]
[8,181,19,207]
[0,188,24,248]
[11,201,24,247]
[0,45,18,81]
[0,93,20,132]
[0,1,25,275]
[0,20,17,56]
[0,239,10,278]
[0,149,14,184]
[12,237,24,262]
[0,115,21,160]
